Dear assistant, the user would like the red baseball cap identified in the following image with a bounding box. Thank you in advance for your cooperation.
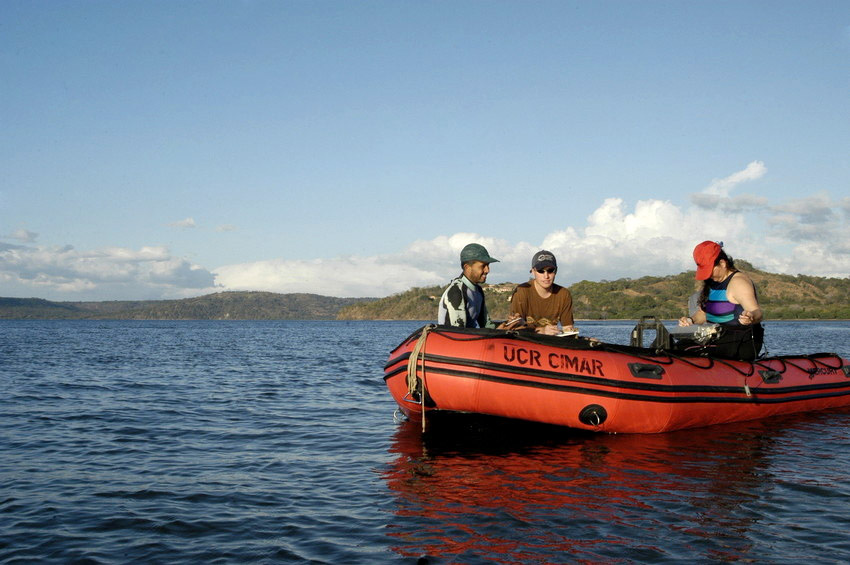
[693,241,722,280]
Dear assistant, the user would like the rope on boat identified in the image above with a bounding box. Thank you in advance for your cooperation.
[768,354,845,373]
[406,324,435,432]
[431,330,508,342]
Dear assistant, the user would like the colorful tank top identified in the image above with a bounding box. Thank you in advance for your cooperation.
[704,272,745,326]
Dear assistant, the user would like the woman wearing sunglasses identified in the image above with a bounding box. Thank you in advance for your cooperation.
[508,250,576,335]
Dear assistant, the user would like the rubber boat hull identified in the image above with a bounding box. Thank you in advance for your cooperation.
[383,325,850,434]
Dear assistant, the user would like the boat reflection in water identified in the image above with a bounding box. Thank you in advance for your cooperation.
[382,411,820,563]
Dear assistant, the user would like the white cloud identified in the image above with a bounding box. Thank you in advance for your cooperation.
[214,255,445,298]
[703,160,767,197]
[760,192,850,275]
[4,162,850,301]
[691,161,769,213]
[770,192,838,226]
[0,243,216,300]
[405,233,524,270]
[216,224,237,232]
[169,217,197,229]
[531,198,688,282]
[211,194,768,297]
[6,229,39,243]
[690,193,769,213]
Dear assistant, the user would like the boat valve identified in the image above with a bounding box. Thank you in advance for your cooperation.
[578,404,608,427]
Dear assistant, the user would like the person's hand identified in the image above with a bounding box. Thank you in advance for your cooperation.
[505,313,524,326]
[678,316,694,327]
[738,311,755,325]
[497,314,525,330]
[538,324,560,336]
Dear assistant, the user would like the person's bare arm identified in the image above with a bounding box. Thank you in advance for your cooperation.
[729,275,763,325]
[679,309,707,326]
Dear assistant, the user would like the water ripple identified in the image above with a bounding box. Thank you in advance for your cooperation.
[2,320,850,563]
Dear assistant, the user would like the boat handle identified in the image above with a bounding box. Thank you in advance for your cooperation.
[628,363,665,379]
[759,369,783,384]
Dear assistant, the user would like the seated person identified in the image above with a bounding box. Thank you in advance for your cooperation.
[678,241,764,360]
[437,243,499,328]
[508,250,575,335]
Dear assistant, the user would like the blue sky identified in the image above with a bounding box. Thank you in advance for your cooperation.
[2,1,849,300]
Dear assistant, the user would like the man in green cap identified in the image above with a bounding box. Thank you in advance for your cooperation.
[437,243,499,328]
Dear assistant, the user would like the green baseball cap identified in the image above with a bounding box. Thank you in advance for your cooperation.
[460,243,499,265]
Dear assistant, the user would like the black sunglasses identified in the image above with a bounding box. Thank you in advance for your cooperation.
[535,268,556,274]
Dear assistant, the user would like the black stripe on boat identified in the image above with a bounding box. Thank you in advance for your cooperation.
[385,351,850,403]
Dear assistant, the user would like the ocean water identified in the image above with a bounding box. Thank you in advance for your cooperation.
[2,319,850,563]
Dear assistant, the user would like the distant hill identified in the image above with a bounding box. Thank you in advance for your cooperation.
[337,261,850,321]
[0,291,374,320]
[4,263,849,321]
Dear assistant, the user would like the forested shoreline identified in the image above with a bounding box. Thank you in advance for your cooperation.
[3,262,849,320]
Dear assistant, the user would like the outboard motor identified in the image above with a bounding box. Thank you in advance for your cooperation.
[630,316,671,350]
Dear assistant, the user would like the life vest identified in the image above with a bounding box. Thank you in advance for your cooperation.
[705,272,746,326]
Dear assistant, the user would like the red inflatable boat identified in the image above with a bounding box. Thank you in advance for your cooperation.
[383,323,850,433]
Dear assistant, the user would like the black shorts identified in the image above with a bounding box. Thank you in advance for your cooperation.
[672,323,764,361]
[706,323,764,361]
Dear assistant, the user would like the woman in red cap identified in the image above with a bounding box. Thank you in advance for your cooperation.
[678,241,764,359]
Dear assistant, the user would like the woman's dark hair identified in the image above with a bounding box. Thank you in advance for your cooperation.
[698,250,736,309]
